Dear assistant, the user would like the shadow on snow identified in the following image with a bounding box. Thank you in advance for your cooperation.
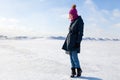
[79,76,102,80]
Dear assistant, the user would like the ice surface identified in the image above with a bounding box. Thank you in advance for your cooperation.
[0,39,120,80]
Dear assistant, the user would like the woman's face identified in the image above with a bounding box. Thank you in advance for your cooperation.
[69,14,73,20]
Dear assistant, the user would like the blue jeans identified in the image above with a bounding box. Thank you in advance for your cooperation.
[69,51,80,68]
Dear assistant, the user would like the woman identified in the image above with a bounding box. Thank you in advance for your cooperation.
[62,4,84,78]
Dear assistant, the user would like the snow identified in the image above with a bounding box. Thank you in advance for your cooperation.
[0,38,120,80]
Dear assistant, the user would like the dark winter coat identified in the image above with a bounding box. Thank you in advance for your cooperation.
[62,16,84,53]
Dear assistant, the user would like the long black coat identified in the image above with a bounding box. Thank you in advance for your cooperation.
[62,16,84,53]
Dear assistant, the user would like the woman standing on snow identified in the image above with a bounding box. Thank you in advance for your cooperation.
[62,4,84,78]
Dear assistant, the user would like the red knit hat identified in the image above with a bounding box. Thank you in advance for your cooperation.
[69,4,78,21]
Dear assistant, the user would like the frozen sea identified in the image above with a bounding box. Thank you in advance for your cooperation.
[0,38,120,80]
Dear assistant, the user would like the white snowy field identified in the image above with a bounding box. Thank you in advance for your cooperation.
[0,38,120,80]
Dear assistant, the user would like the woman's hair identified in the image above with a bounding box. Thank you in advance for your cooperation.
[72,4,76,9]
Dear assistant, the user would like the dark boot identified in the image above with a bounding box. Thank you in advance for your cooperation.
[70,68,76,78]
[76,68,82,77]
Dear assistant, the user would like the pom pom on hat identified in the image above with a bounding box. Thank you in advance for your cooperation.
[72,4,76,9]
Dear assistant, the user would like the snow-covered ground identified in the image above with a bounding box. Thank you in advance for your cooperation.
[0,38,120,80]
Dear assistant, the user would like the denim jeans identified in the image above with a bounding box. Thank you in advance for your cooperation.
[69,51,80,68]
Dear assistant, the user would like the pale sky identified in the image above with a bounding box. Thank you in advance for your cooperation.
[0,0,120,38]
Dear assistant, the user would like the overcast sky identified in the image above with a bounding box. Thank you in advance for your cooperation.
[0,0,120,38]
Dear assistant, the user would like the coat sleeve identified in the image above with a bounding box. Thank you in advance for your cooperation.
[76,17,84,43]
